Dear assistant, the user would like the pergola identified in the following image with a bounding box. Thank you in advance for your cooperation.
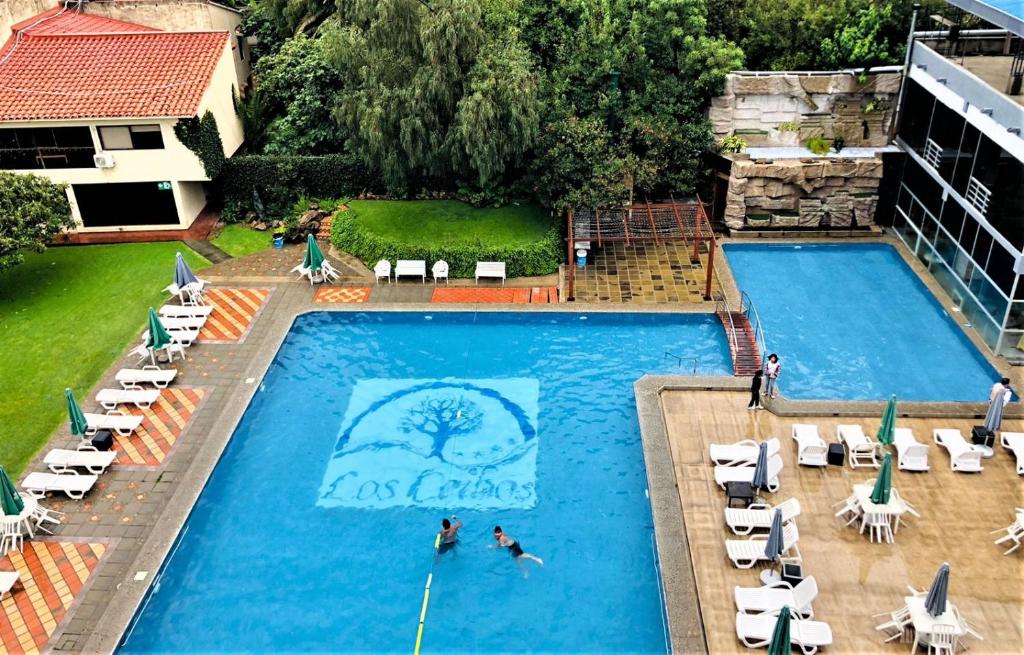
[566,197,718,301]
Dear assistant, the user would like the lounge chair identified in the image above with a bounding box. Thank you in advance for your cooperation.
[1000,432,1024,475]
[22,471,98,500]
[83,411,142,437]
[44,449,117,474]
[116,366,177,389]
[475,261,506,285]
[143,327,200,347]
[130,341,186,365]
[395,260,427,283]
[96,388,161,410]
[735,612,833,655]
[791,424,828,467]
[724,498,801,535]
[158,304,214,319]
[714,454,784,492]
[158,316,208,331]
[432,260,449,285]
[837,424,881,469]
[709,438,781,466]
[894,428,929,472]
[735,575,819,619]
[726,522,800,569]
[0,571,19,601]
[933,429,984,473]
[374,260,391,284]
[164,280,208,304]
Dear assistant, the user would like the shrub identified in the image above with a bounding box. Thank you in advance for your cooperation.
[806,136,832,156]
[330,209,562,279]
[718,135,747,153]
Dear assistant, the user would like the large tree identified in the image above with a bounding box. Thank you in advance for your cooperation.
[0,173,73,272]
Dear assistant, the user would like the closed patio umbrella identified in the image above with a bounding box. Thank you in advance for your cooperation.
[983,395,1005,433]
[174,251,199,289]
[751,442,769,491]
[146,307,173,365]
[877,395,897,446]
[303,234,325,273]
[763,508,784,561]
[925,562,950,616]
[0,466,24,516]
[870,453,893,505]
[767,606,791,655]
[66,387,88,438]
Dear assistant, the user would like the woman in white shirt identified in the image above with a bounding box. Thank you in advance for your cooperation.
[763,353,781,399]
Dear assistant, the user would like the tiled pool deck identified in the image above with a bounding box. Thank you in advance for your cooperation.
[6,236,1022,653]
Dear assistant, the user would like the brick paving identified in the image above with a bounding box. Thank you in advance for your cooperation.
[430,287,558,303]
[312,286,371,303]
[197,288,271,342]
[112,388,205,468]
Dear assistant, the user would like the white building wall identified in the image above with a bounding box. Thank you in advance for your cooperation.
[198,42,245,157]
[176,181,208,223]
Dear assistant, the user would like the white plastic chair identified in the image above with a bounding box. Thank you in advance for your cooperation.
[708,437,781,466]
[791,424,828,467]
[432,260,449,285]
[833,494,862,526]
[724,498,801,535]
[322,260,341,283]
[873,605,912,643]
[992,509,1024,555]
[894,428,930,471]
[374,260,391,284]
[837,424,881,469]
[933,429,984,473]
[0,518,24,553]
[919,623,957,655]
[734,575,818,619]
[0,571,19,601]
[860,512,893,543]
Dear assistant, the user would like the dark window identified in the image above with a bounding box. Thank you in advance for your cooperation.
[0,126,94,169]
[926,101,966,185]
[897,79,934,154]
[951,123,980,196]
[901,158,944,217]
[98,125,164,150]
[73,182,178,227]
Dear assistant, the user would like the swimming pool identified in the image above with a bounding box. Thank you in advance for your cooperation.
[725,243,1000,401]
[120,311,731,654]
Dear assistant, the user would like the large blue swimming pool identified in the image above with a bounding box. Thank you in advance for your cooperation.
[725,243,1000,401]
[120,311,731,654]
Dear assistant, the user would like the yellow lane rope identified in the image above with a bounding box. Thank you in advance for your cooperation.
[413,533,442,655]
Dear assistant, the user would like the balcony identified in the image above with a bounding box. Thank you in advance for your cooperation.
[0,146,97,170]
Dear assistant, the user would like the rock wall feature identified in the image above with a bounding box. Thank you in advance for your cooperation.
[710,72,900,148]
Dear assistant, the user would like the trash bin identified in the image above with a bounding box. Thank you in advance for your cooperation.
[576,249,587,267]
[273,233,285,249]
[90,430,114,452]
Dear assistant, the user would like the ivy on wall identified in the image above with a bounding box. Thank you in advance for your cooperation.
[174,111,226,179]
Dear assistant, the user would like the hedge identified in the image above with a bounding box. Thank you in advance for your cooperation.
[330,210,562,279]
[221,154,377,221]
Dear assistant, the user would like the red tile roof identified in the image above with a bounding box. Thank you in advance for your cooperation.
[0,7,229,121]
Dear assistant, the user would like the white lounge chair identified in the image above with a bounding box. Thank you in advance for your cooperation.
[374,260,391,284]
[709,438,781,466]
[116,366,177,389]
[933,429,984,473]
[83,411,142,437]
[143,327,199,347]
[22,471,98,500]
[432,260,449,285]
[1000,432,1024,475]
[475,261,506,285]
[725,522,799,568]
[395,260,427,283]
[159,304,214,319]
[992,509,1024,555]
[837,424,881,469]
[130,341,186,366]
[714,454,784,492]
[894,427,929,472]
[725,498,801,535]
[158,316,208,331]
[735,575,819,619]
[0,571,19,601]
[736,612,833,655]
[792,424,828,467]
[96,388,161,410]
[44,449,117,474]
[164,279,208,303]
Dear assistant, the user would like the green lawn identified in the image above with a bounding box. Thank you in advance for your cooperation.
[0,243,209,475]
[211,224,273,257]
[348,200,552,245]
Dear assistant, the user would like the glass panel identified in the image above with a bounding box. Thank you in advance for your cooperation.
[893,207,917,248]
[919,207,939,244]
[927,101,966,185]
[952,123,980,196]
[939,202,965,241]
[901,159,944,217]
[985,244,1016,295]
[934,228,958,267]
[898,79,934,154]
[129,125,164,150]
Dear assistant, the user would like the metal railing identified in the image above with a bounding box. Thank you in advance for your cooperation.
[740,290,770,368]
[715,298,739,354]
[663,352,703,375]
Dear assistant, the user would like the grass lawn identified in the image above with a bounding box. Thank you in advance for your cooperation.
[0,243,209,475]
[211,224,273,257]
[348,200,552,245]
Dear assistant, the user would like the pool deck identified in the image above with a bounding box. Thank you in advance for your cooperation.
[7,234,1024,653]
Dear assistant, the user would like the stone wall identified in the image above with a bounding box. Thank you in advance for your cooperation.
[723,157,883,230]
[709,71,900,148]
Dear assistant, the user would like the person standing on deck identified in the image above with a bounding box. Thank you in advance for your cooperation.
[748,370,763,410]
[763,354,781,399]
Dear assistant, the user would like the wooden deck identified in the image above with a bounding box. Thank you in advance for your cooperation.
[660,389,1024,654]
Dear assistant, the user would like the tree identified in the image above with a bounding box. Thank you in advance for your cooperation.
[401,396,483,460]
[0,173,73,272]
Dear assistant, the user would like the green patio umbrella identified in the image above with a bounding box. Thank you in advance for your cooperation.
[66,387,88,437]
[870,453,894,505]
[767,606,791,655]
[303,234,325,273]
[877,394,897,446]
[146,307,173,351]
[0,466,24,516]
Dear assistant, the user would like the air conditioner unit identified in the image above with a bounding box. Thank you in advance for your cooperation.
[93,152,115,169]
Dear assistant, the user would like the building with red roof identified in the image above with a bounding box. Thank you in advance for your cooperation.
[0,4,245,233]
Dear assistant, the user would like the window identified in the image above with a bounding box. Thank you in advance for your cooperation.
[966,177,992,215]
[98,125,163,150]
[0,126,94,169]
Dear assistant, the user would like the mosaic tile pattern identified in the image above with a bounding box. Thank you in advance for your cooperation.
[431,287,558,304]
[198,288,270,343]
[0,542,108,654]
[113,388,206,468]
[571,242,720,303]
[313,287,371,304]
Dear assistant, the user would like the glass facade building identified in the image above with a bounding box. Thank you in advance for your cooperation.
[890,32,1024,355]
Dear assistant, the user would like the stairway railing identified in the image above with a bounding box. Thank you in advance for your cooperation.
[715,298,739,354]
[739,290,769,368]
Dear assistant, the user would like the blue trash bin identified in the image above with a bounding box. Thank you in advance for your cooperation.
[273,235,285,249]
[576,249,587,267]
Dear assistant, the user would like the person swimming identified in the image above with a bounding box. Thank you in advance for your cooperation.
[491,525,543,577]
[436,515,462,559]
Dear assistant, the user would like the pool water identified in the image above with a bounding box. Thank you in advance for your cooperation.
[120,312,731,654]
[725,243,1000,401]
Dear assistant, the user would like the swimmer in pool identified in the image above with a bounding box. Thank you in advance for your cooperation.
[491,525,543,577]
[436,516,462,559]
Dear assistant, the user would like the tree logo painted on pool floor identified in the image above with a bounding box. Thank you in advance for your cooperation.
[318,378,539,509]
